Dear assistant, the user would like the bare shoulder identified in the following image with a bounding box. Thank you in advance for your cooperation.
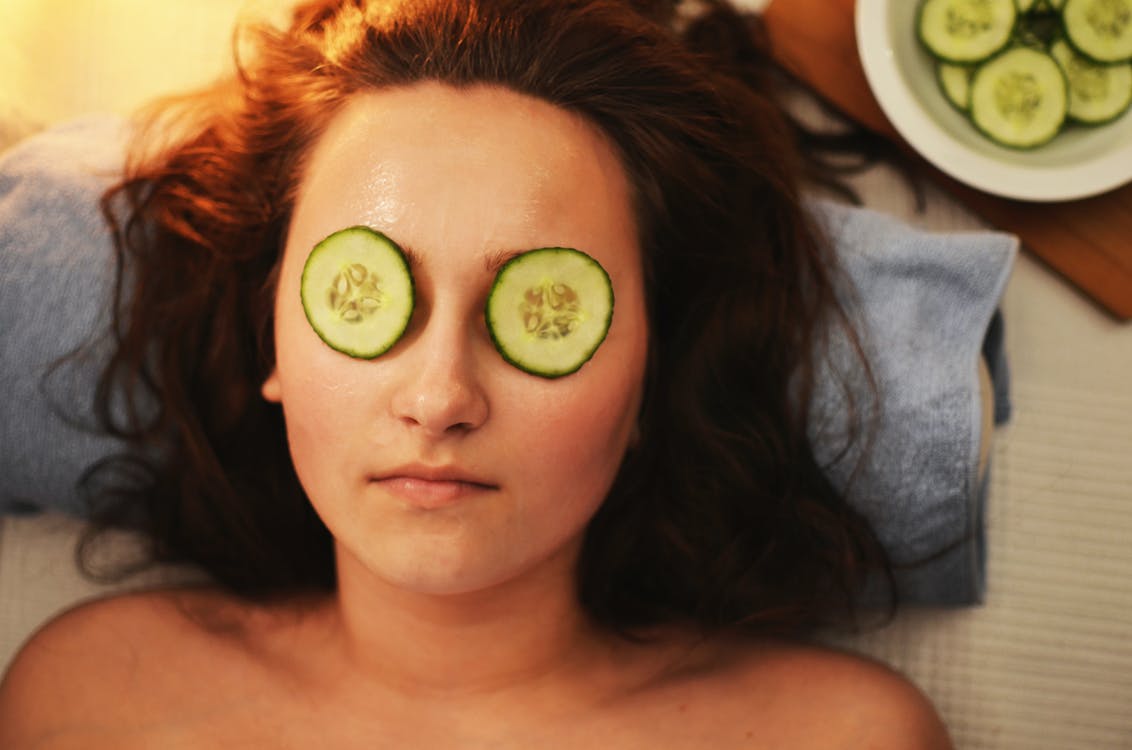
[0,586,277,748]
[0,591,173,741]
[713,637,954,749]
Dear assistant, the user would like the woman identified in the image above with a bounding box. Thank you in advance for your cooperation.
[0,0,952,746]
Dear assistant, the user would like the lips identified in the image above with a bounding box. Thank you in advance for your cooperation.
[370,464,497,509]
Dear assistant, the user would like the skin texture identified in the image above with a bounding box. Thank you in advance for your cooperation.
[0,84,953,750]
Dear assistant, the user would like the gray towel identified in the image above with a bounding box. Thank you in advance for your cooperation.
[0,117,1016,605]
[0,115,130,516]
[810,199,1017,606]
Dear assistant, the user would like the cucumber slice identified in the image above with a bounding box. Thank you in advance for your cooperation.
[485,247,613,378]
[1050,37,1132,121]
[969,46,1068,147]
[938,61,976,109]
[300,226,415,359]
[1062,0,1132,62]
[918,0,1018,63]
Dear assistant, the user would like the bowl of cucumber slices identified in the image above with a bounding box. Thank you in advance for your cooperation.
[857,0,1132,201]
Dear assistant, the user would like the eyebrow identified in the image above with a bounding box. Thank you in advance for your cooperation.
[397,242,423,270]
[483,247,527,274]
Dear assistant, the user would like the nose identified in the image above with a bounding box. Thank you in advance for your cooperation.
[389,311,489,437]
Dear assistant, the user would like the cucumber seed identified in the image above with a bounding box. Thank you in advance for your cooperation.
[328,264,385,324]
[520,281,582,339]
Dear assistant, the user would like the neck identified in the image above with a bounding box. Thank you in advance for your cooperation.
[324,541,619,703]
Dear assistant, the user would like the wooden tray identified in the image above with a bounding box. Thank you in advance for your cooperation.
[764,0,1132,321]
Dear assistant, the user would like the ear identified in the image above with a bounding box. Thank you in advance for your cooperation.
[261,368,282,403]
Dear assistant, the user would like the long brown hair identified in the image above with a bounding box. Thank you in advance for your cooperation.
[88,0,890,634]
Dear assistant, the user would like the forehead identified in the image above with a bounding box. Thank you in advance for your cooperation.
[287,82,640,273]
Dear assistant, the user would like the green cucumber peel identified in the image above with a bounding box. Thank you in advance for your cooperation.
[484,247,614,379]
[300,226,415,360]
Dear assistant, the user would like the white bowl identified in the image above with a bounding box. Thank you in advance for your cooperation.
[856,0,1132,202]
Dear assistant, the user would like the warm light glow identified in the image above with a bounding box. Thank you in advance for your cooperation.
[0,0,277,126]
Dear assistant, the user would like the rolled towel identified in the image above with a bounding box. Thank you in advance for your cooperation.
[0,115,131,516]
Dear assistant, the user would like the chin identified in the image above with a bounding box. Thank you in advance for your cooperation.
[351,540,531,597]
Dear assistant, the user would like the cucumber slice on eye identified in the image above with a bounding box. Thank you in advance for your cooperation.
[300,226,415,359]
[918,0,1018,63]
[1050,37,1132,121]
[1062,0,1132,62]
[969,46,1068,147]
[485,247,614,378]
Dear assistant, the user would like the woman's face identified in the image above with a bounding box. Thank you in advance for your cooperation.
[263,83,648,596]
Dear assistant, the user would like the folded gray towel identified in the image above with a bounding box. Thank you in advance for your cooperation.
[810,199,1017,606]
[0,117,1016,605]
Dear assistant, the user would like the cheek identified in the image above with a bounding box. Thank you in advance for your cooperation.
[549,306,648,496]
[276,375,352,498]
[510,354,644,515]
[271,313,377,494]
[272,253,381,443]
